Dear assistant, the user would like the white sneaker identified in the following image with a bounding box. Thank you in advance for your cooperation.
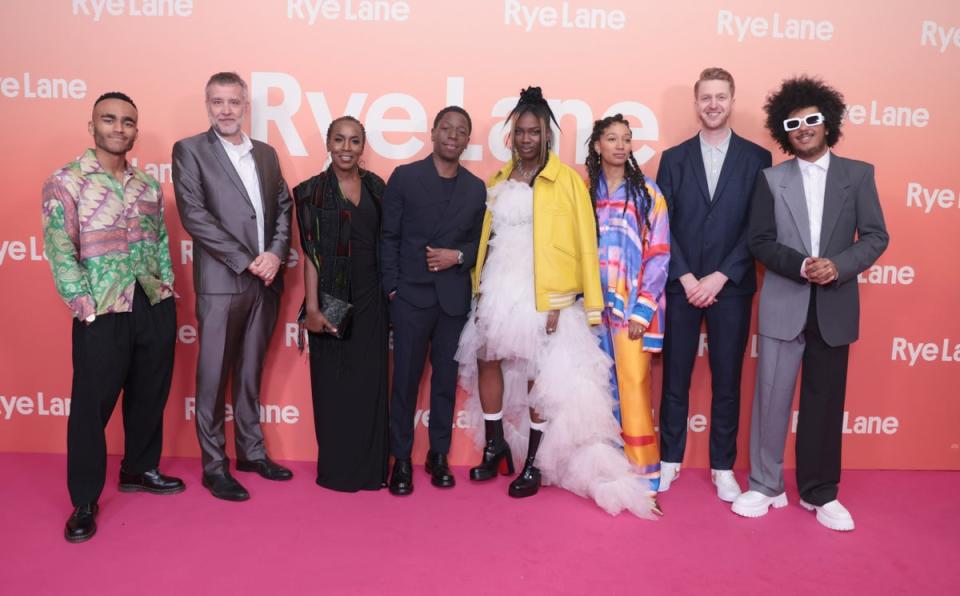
[658,462,680,492]
[711,469,742,502]
[731,490,788,518]
[800,499,855,531]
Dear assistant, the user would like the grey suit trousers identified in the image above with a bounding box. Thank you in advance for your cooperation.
[749,292,850,503]
[195,282,278,475]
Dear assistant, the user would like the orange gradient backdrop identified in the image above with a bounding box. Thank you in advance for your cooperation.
[1,0,958,471]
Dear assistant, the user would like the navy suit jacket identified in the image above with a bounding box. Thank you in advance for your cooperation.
[656,131,772,297]
[380,156,487,316]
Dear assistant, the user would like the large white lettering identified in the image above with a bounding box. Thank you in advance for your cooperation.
[252,74,661,165]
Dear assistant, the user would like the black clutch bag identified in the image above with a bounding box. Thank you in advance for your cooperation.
[318,291,353,339]
[297,292,354,349]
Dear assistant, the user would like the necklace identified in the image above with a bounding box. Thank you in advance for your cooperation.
[514,159,538,179]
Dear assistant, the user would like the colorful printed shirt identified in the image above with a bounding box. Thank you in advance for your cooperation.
[41,149,175,320]
[596,173,670,351]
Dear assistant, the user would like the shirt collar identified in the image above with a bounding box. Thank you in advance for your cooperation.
[798,150,831,173]
[215,130,253,156]
[78,148,133,179]
[597,172,626,198]
[699,129,732,153]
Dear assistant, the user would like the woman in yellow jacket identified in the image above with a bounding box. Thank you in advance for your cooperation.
[455,87,657,517]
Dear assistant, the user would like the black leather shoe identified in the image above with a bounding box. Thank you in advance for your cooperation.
[202,472,250,501]
[119,469,186,495]
[508,459,542,498]
[64,503,98,543]
[236,458,293,481]
[470,440,515,482]
[424,451,455,488]
[389,458,413,496]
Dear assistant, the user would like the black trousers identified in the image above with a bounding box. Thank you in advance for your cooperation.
[388,296,466,459]
[660,293,753,469]
[67,285,176,506]
[796,290,849,506]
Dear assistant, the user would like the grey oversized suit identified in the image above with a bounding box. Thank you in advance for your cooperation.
[172,129,292,475]
[747,153,888,504]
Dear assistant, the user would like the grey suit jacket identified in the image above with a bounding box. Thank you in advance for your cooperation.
[172,128,293,294]
[748,153,888,346]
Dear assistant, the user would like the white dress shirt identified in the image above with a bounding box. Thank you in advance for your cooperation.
[798,151,830,258]
[699,129,731,199]
[216,131,265,254]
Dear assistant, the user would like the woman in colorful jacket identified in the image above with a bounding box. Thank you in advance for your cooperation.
[455,87,657,518]
[586,114,670,512]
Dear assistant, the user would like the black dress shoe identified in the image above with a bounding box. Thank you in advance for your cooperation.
[64,503,98,543]
[389,458,413,496]
[202,472,250,501]
[236,457,293,481]
[508,459,541,498]
[119,469,186,495]
[424,451,455,488]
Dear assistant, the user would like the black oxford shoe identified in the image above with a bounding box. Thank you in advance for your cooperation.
[64,503,98,543]
[425,451,456,488]
[389,458,413,496]
[236,457,293,481]
[202,472,250,501]
[119,469,186,495]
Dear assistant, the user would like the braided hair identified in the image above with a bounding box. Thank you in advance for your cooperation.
[506,86,559,186]
[585,114,653,237]
[327,115,366,144]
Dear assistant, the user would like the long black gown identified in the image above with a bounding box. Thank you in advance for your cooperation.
[307,185,389,491]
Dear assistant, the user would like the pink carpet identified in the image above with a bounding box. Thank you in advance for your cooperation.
[0,453,955,595]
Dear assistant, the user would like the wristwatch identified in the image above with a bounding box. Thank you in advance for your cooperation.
[456,250,464,265]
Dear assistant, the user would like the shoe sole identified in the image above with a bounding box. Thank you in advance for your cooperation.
[118,483,186,495]
[64,527,96,543]
[799,501,855,531]
[201,481,250,502]
[716,490,741,503]
[731,493,788,518]
[389,488,413,496]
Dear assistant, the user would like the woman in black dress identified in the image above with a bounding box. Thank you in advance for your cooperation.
[293,116,389,491]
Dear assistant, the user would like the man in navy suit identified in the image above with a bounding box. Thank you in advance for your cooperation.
[656,68,771,502]
[381,107,487,495]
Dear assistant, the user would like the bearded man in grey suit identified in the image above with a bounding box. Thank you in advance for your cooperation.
[173,72,294,501]
[732,77,888,531]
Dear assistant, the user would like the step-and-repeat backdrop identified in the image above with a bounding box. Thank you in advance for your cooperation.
[1,1,957,470]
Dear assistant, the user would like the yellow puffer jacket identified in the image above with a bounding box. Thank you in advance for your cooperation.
[473,152,603,324]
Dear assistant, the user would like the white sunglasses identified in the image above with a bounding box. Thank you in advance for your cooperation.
[783,112,825,131]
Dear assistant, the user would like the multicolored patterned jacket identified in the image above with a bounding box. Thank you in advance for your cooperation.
[595,173,670,351]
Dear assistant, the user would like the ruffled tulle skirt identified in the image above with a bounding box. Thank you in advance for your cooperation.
[455,198,656,518]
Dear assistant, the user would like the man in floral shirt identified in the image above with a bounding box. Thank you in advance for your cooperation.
[42,91,184,544]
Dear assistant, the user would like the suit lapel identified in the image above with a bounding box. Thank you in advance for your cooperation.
[207,129,254,209]
[252,142,272,223]
[686,136,712,206]
[818,153,850,254]
[780,159,812,255]
[710,132,740,202]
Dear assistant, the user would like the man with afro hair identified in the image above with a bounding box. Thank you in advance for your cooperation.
[732,76,888,531]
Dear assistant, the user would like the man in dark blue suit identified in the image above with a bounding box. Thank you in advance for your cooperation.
[656,68,772,502]
[381,107,487,495]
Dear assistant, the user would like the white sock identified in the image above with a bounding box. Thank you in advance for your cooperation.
[482,411,503,421]
[529,420,547,431]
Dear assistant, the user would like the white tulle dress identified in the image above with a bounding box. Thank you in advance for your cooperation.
[455,179,656,518]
